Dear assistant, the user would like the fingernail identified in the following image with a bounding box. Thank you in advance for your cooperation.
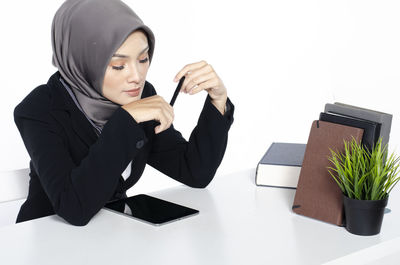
[173,77,178,82]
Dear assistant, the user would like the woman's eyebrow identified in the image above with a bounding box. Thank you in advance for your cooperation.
[112,46,149,58]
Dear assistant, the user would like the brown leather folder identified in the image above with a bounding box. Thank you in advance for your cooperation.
[292,120,364,226]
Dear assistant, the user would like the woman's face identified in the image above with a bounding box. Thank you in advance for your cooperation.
[102,30,150,105]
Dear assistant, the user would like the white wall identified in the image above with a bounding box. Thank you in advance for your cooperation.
[1,0,399,193]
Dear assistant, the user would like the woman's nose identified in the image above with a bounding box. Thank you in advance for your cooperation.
[127,64,141,83]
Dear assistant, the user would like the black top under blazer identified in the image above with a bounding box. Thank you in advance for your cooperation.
[14,72,234,226]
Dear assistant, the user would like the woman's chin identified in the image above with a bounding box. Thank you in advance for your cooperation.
[117,95,141,106]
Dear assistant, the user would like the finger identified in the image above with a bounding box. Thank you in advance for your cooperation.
[156,104,174,134]
[181,64,213,93]
[165,105,174,127]
[182,64,213,93]
[155,115,168,134]
[189,78,219,95]
[173,60,208,82]
[160,114,173,133]
[174,60,207,83]
[186,71,216,94]
[154,124,161,134]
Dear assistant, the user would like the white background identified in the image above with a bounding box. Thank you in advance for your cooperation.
[0,0,399,194]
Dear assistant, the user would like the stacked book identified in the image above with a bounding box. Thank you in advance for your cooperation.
[255,142,306,189]
[255,102,392,226]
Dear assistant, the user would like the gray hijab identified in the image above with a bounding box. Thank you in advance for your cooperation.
[51,0,155,129]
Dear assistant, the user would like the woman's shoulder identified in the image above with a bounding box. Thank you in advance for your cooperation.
[14,85,51,116]
[14,73,60,118]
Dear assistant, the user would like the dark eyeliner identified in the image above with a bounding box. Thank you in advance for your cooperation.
[112,65,124,70]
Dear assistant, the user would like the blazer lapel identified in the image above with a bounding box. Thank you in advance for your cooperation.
[68,109,98,146]
[48,72,98,147]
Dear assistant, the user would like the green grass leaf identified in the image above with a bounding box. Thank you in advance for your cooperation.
[327,138,400,200]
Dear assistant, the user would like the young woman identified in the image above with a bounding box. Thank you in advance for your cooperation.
[14,0,234,226]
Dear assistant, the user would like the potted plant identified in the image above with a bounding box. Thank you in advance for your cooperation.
[328,137,400,235]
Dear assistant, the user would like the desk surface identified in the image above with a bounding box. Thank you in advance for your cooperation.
[1,168,400,265]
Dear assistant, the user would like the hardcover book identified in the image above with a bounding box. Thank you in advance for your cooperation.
[292,120,364,226]
[319,112,380,151]
[324,102,392,148]
[256,142,306,189]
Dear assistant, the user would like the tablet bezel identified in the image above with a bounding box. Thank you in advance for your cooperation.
[103,194,199,226]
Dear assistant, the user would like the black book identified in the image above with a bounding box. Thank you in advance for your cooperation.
[319,112,381,151]
[324,103,392,149]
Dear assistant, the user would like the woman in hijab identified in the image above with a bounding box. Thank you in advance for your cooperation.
[14,0,234,226]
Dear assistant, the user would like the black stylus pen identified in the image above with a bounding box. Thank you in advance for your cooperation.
[170,76,185,106]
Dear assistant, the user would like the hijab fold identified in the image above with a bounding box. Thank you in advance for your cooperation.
[51,0,155,129]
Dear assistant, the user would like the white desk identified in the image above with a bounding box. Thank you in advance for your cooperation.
[1,168,400,265]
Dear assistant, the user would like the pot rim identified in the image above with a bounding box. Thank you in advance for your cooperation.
[343,194,388,209]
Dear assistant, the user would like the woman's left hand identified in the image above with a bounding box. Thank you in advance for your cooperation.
[174,60,228,115]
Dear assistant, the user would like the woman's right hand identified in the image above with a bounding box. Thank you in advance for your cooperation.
[122,95,174,134]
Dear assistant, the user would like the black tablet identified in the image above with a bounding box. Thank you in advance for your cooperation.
[104,194,199,226]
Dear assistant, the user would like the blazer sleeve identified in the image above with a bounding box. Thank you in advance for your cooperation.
[14,90,147,226]
[147,95,235,188]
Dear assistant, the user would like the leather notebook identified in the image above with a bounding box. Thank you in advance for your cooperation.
[319,112,380,151]
[292,120,364,226]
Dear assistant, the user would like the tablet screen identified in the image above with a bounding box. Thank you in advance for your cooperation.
[104,194,199,226]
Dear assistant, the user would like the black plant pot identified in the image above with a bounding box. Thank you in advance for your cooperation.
[343,195,388,236]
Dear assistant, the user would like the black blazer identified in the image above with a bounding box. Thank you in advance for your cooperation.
[14,72,234,226]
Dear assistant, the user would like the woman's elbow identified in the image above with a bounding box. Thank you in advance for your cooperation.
[54,201,95,226]
[65,215,92,226]
[188,172,215,189]
[56,209,93,226]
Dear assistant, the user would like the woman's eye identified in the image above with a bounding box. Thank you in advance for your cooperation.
[112,65,125,71]
[139,57,149,63]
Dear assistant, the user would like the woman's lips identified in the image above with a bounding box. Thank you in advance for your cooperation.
[124,88,141,97]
